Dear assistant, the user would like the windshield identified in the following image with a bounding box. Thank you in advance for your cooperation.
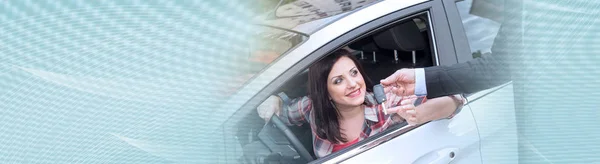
[231,26,307,96]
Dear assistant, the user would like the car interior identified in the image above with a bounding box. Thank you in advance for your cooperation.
[234,13,437,164]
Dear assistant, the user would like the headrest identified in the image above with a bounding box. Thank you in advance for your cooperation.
[373,20,425,51]
[348,37,379,52]
[361,42,379,52]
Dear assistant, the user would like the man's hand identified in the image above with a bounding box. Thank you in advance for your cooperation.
[380,69,416,97]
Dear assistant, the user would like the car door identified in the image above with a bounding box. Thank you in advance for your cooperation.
[442,0,518,163]
[335,106,481,164]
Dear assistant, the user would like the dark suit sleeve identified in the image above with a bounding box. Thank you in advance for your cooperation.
[423,53,512,98]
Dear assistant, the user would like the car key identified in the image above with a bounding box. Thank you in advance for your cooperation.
[373,84,388,115]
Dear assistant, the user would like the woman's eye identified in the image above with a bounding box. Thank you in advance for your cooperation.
[334,78,342,84]
[351,70,358,76]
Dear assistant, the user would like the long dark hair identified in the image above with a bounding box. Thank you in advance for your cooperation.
[308,49,373,144]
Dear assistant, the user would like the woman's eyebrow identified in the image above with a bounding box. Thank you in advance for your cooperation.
[330,67,357,81]
[330,75,342,81]
[348,67,357,72]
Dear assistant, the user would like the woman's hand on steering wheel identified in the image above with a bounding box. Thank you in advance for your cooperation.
[257,95,282,123]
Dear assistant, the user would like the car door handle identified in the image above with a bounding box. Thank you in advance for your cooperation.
[412,148,458,164]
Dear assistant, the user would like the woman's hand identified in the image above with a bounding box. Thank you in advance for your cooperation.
[257,95,282,123]
[388,95,462,126]
[391,96,421,125]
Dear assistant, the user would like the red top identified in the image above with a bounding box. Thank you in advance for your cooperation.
[332,137,360,153]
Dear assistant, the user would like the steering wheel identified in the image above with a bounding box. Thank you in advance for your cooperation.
[270,114,314,162]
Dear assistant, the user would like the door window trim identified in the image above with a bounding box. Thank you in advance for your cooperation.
[441,0,513,98]
[441,0,475,63]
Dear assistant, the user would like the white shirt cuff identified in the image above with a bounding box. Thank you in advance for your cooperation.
[414,68,427,96]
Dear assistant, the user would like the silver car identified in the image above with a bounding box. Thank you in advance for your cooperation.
[229,0,516,163]
[0,0,516,163]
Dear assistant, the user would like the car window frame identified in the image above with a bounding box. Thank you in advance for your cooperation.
[220,0,459,163]
[441,0,514,100]
[441,0,479,63]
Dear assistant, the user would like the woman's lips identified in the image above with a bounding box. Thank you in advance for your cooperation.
[347,89,362,98]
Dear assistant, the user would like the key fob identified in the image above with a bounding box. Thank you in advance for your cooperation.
[373,84,386,104]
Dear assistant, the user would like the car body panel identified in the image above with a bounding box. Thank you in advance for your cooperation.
[467,82,518,164]
[442,0,518,162]
[338,106,482,164]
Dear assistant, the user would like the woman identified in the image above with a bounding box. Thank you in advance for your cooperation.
[257,49,465,158]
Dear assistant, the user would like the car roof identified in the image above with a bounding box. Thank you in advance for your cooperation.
[253,0,384,34]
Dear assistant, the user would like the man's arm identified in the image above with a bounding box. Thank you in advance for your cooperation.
[420,11,524,98]
[417,53,512,99]
[383,22,518,99]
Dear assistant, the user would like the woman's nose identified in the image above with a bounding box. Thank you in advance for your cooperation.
[347,78,358,88]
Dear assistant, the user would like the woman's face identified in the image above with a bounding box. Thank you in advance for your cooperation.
[327,56,367,109]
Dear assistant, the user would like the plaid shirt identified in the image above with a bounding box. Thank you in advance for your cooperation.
[277,92,465,158]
